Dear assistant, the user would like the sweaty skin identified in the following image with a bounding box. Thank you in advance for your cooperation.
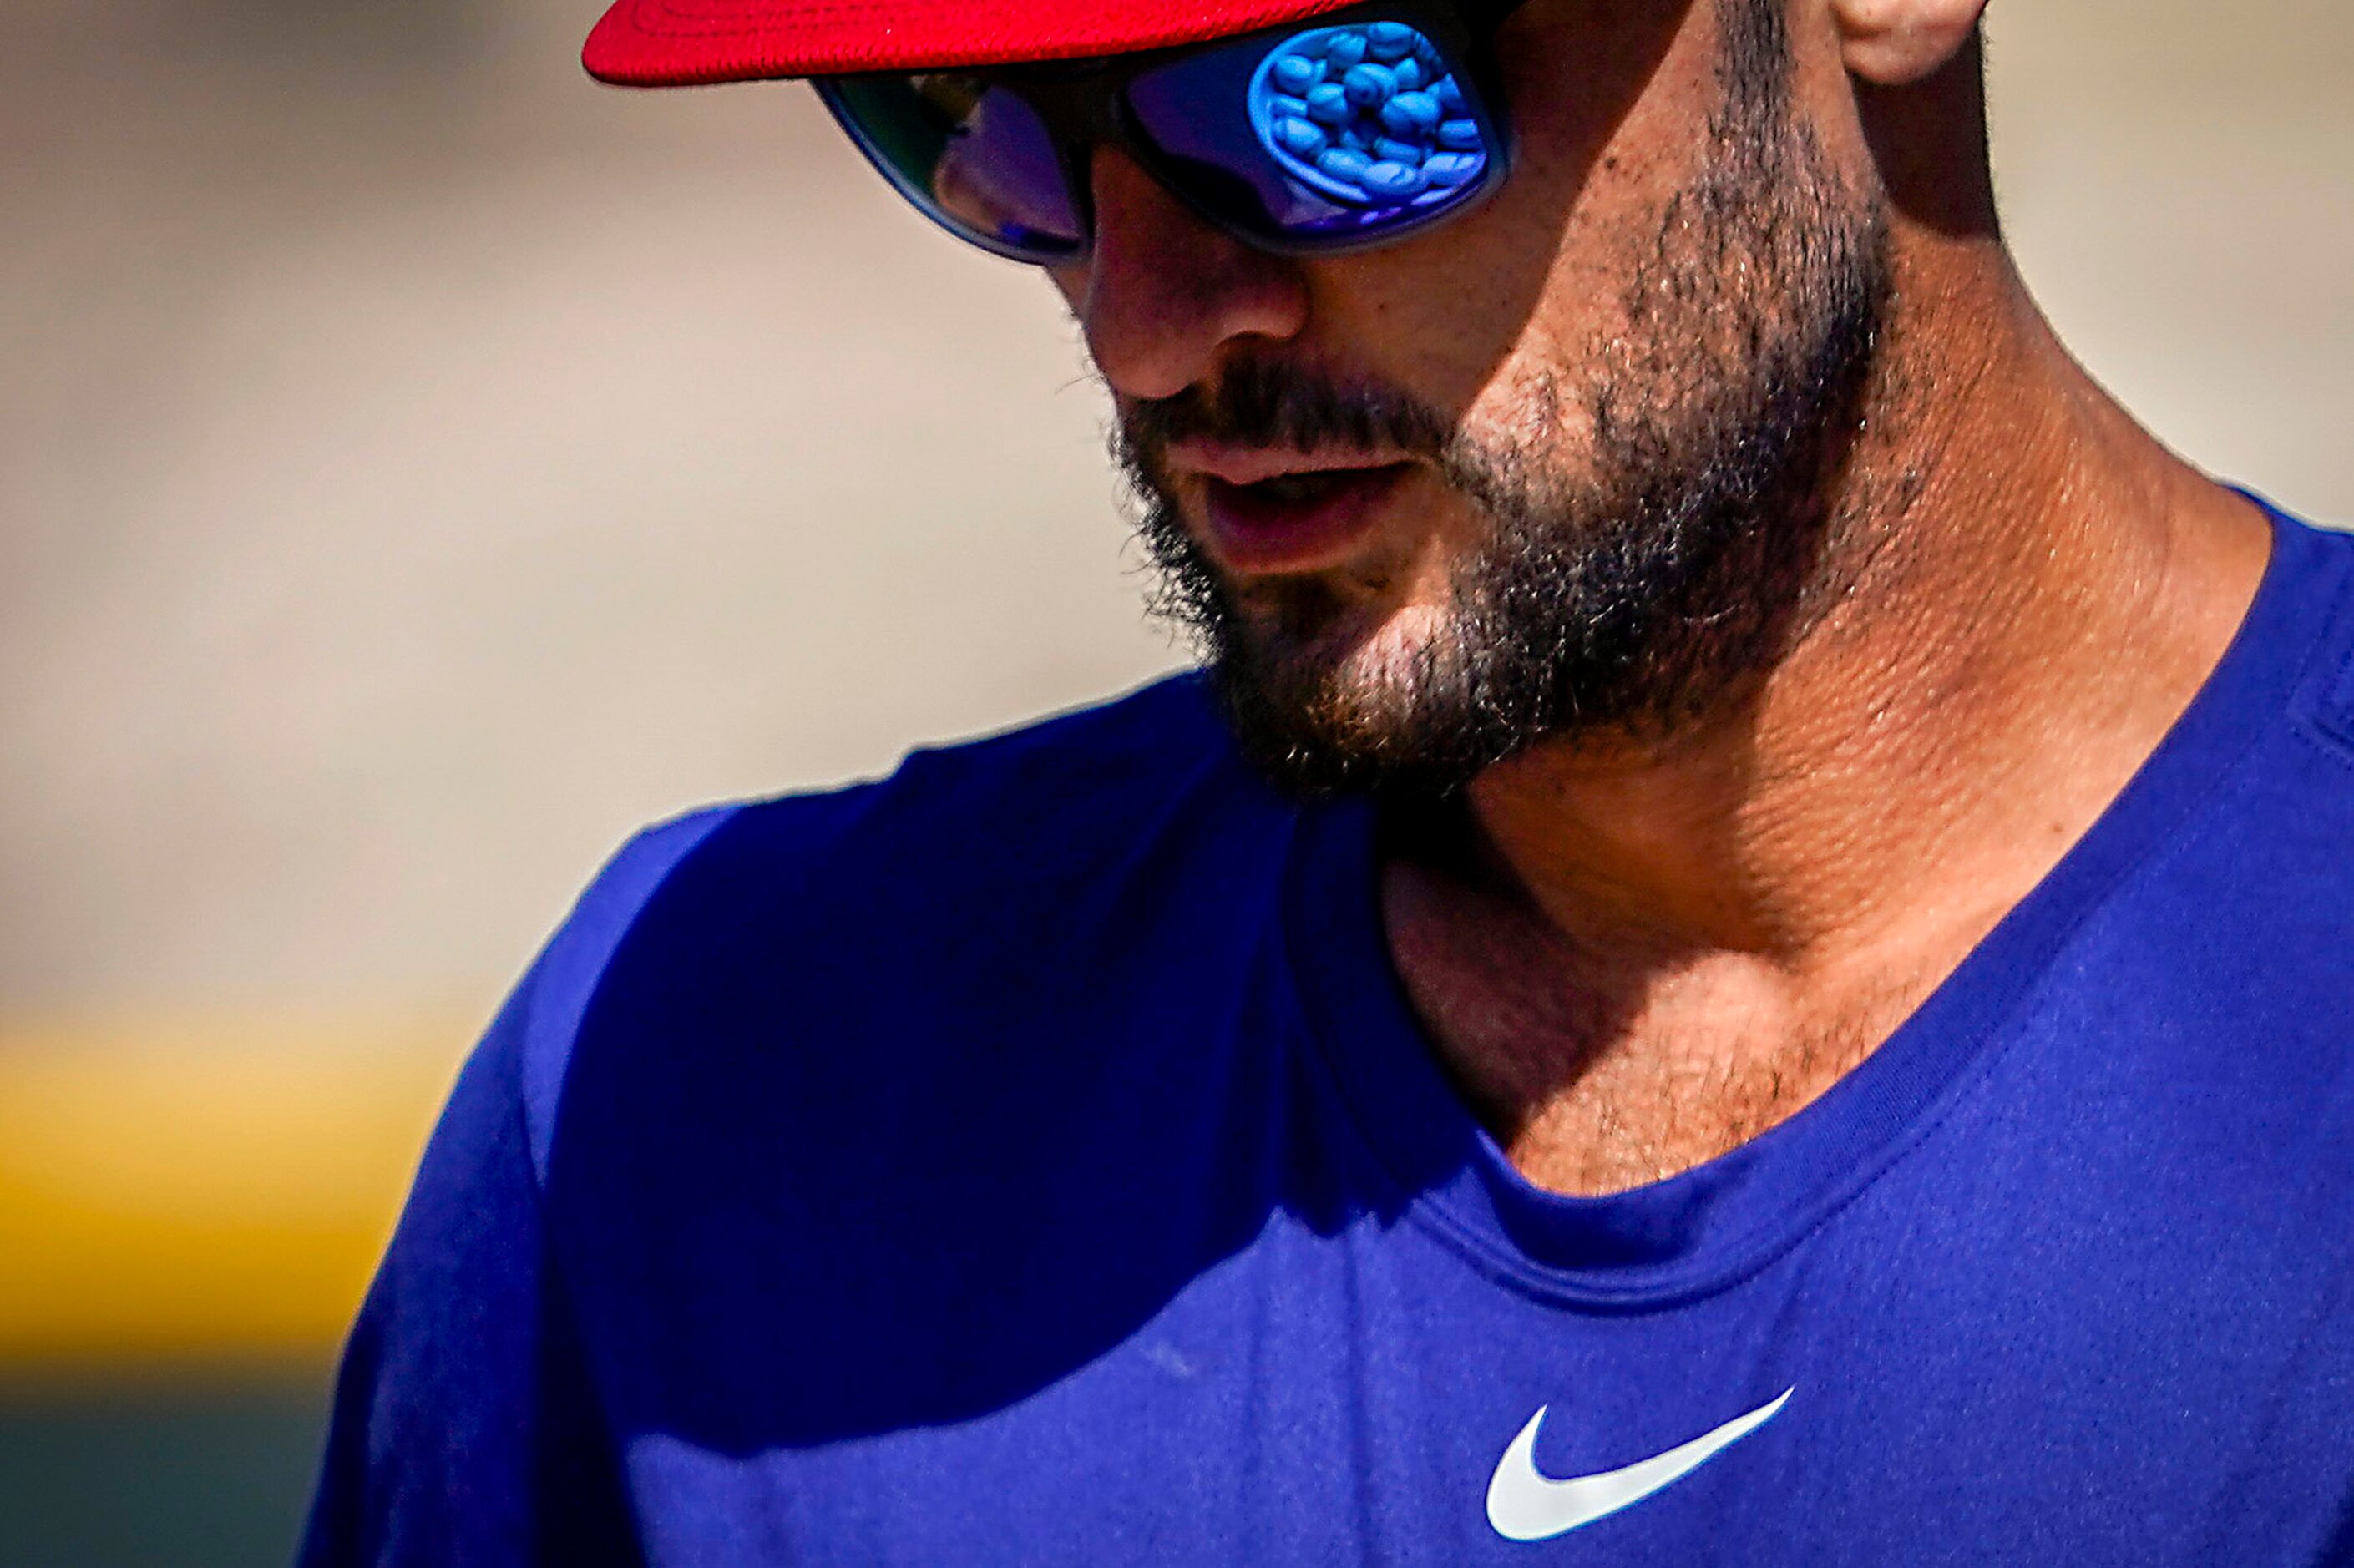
[1052,0,2270,1195]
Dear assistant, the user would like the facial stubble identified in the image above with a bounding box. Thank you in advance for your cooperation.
[1116,7,1895,798]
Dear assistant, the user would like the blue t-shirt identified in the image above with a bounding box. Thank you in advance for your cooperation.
[304,504,2354,1565]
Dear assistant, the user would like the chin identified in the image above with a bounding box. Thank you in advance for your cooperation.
[1246,581,1454,685]
[1215,598,1484,788]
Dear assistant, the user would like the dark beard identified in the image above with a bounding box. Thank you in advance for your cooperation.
[1114,1,1895,799]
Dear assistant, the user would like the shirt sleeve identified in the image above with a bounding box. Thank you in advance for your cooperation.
[296,808,737,1565]
[295,973,643,1567]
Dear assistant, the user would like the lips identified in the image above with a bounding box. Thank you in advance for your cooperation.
[1168,445,1417,576]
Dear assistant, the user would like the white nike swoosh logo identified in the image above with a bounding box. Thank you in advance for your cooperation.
[1485,1387,1795,1541]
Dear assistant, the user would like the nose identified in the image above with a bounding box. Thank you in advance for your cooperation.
[1056,146,1311,402]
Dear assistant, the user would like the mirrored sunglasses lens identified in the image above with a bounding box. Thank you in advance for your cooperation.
[827,75,1085,258]
[1125,18,1499,247]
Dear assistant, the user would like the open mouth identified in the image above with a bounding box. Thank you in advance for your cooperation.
[1235,470,1377,506]
[1200,461,1415,573]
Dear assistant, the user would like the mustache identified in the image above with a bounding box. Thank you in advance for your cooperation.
[1117,359,1455,478]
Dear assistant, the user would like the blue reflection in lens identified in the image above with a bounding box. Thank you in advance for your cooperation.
[1125,17,1496,245]
[1243,23,1489,212]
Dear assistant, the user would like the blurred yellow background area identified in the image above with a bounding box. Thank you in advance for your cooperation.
[3,0,2350,1557]
[0,1014,463,1365]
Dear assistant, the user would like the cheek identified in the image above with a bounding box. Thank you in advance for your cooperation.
[1298,230,1566,424]
[1301,5,1724,422]
[1499,43,1720,311]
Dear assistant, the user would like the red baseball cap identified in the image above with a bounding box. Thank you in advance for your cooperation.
[584,0,1375,86]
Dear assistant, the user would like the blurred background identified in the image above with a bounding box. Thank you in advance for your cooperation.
[3,0,2348,1559]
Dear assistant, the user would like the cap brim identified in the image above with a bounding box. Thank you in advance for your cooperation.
[584,0,1375,85]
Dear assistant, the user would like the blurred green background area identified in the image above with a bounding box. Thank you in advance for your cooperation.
[0,1376,328,1566]
[4,0,2349,1560]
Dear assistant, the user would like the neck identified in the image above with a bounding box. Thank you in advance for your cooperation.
[1382,227,2270,1194]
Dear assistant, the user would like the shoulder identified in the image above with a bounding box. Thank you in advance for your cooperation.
[2091,505,2354,981]
[612,670,1266,957]
[689,670,1249,903]
[2223,504,2354,832]
[504,674,1281,1175]
[2275,511,2354,760]
[2033,504,2354,1202]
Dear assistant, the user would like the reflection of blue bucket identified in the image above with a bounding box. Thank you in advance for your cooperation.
[1246,21,1491,211]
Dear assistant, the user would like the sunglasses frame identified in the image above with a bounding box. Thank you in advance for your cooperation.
[813,0,1525,266]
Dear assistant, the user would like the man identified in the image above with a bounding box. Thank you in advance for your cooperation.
[303,0,2354,1559]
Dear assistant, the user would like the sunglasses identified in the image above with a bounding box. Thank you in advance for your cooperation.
[813,0,1521,265]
